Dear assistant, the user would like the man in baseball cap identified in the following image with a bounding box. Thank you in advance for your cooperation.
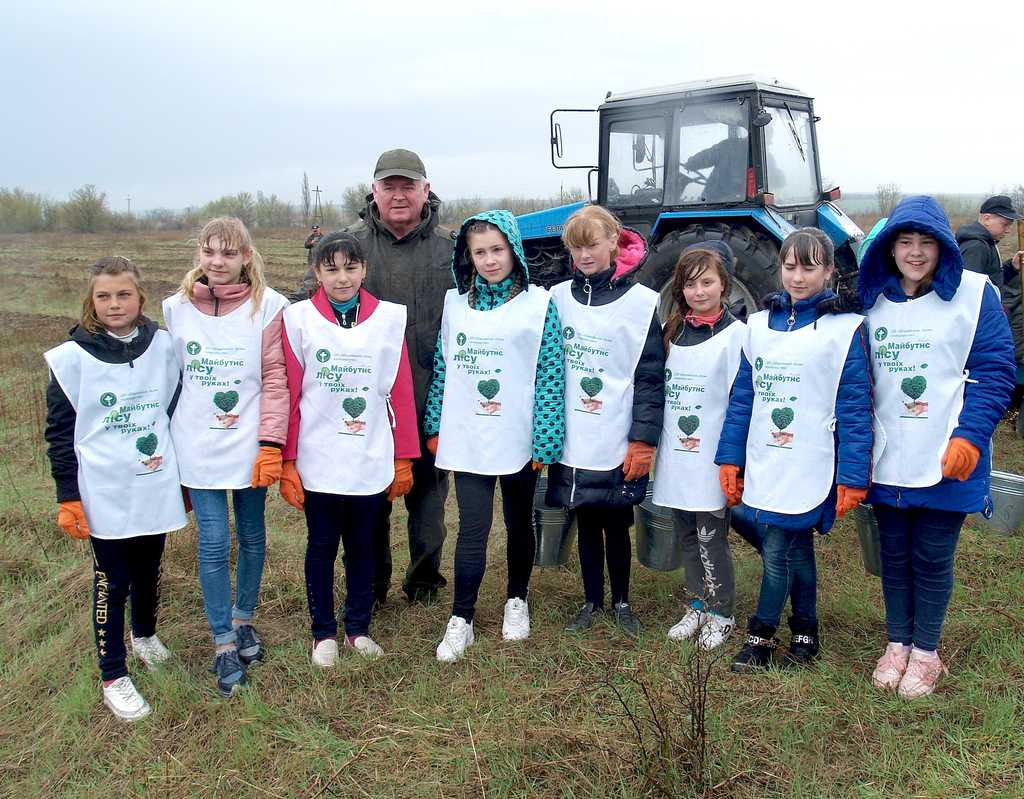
[373,148,428,182]
[956,194,1022,291]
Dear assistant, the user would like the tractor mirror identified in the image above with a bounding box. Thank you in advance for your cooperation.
[753,108,773,128]
[633,134,649,164]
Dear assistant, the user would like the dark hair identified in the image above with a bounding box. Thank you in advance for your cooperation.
[314,232,366,271]
[779,227,835,272]
[662,248,731,349]
[464,220,524,307]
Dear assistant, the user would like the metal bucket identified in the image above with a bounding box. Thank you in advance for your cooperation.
[851,502,882,577]
[973,470,1024,536]
[533,476,577,567]
[635,484,684,571]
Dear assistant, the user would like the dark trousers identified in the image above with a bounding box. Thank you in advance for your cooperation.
[90,534,166,682]
[452,463,537,622]
[374,450,450,601]
[752,524,817,630]
[873,504,965,652]
[304,490,384,639]
[672,508,736,617]
[576,505,634,608]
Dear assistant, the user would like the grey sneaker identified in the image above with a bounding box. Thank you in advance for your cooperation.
[565,602,602,632]
[235,624,264,666]
[614,602,642,638]
[213,648,247,699]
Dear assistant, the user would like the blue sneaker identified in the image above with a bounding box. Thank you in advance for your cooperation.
[235,624,265,666]
[213,648,247,698]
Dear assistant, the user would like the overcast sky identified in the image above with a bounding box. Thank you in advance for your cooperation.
[3,0,1021,212]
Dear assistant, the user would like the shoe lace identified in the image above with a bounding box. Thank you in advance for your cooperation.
[906,655,945,683]
[112,678,137,701]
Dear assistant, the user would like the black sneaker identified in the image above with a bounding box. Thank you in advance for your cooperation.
[613,601,642,638]
[565,602,602,632]
[213,648,248,698]
[235,624,264,666]
[780,617,820,668]
[731,633,779,672]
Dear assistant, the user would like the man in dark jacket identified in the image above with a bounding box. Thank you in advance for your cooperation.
[297,149,455,603]
[955,195,1022,292]
[303,225,322,265]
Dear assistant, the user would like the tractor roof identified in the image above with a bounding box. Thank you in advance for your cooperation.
[600,75,808,109]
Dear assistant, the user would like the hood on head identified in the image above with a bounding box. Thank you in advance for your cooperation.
[451,210,529,293]
[955,220,995,247]
[858,195,962,307]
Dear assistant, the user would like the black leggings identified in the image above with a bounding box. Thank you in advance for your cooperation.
[452,463,538,622]
[90,534,166,681]
[576,505,634,608]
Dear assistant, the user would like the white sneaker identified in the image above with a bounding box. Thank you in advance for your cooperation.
[102,676,152,722]
[345,635,385,659]
[130,634,171,671]
[312,638,338,668]
[436,616,475,663]
[697,613,735,651]
[501,598,531,641]
[667,607,706,641]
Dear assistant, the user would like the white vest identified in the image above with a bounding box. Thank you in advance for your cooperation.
[654,320,745,511]
[550,279,659,470]
[742,310,865,515]
[162,288,289,489]
[284,299,406,495]
[435,287,551,475]
[44,332,187,540]
[868,270,987,487]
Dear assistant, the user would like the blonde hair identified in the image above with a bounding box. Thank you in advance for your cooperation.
[178,217,267,315]
[81,256,146,334]
[561,205,621,262]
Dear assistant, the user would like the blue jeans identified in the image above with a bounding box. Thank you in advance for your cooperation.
[190,487,268,646]
[873,504,964,651]
[752,524,817,629]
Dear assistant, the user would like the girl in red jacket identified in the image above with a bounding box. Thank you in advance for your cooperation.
[280,232,419,666]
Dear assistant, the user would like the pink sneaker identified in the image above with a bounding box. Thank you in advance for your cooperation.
[898,650,946,699]
[872,643,911,691]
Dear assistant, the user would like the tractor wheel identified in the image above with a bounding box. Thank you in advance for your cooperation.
[637,223,780,322]
[525,242,572,289]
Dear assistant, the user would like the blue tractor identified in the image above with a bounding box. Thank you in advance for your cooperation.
[517,75,864,316]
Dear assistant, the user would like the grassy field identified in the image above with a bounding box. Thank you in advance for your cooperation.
[0,230,1022,799]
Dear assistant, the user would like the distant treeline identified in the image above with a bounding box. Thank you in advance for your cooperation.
[0,183,587,235]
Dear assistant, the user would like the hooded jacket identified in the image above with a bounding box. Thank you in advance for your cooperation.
[715,288,873,533]
[45,318,169,502]
[545,227,667,508]
[423,210,565,465]
[859,195,1015,513]
[295,193,455,429]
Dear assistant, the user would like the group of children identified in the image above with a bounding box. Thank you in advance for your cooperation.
[44,196,1015,722]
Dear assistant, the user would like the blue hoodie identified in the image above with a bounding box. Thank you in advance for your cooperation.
[715,288,874,533]
[858,195,1015,513]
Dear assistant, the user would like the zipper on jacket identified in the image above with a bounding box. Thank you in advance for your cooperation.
[786,310,796,331]
[569,467,578,506]
[214,294,221,317]
[583,279,592,306]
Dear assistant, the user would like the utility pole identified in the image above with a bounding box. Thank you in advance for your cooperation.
[312,185,324,225]
[126,195,132,214]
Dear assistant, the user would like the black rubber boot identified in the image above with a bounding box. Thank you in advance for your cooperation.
[731,619,779,672]
[780,616,820,668]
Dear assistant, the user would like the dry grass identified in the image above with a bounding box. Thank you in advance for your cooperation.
[0,232,1022,799]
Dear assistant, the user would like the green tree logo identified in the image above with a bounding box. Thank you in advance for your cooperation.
[771,407,795,430]
[677,415,700,436]
[477,379,500,400]
[664,368,672,382]
[754,357,764,371]
[99,392,117,407]
[136,433,158,457]
[315,348,331,363]
[456,332,467,346]
[563,326,575,340]
[874,327,888,342]
[186,341,202,355]
[343,397,366,418]
[213,391,239,413]
[901,375,927,400]
[580,377,603,398]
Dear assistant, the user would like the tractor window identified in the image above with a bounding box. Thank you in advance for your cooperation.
[676,101,749,204]
[606,118,665,207]
[764,106,819,206]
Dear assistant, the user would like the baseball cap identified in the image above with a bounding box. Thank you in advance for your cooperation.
[373,149,427,181]
[980,195,1020,220]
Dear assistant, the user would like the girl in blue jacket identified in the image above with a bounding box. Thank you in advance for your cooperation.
[716,227,873,671]
[859,196,1014,699]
